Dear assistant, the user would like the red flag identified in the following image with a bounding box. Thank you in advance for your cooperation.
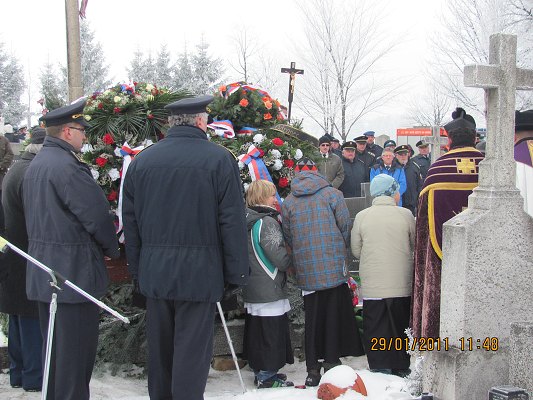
[79,0,89,19]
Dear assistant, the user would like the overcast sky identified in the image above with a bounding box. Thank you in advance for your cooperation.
[0,0,446,137]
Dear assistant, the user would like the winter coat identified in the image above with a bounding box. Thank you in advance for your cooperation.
[338,157,368,198]
[0,151,39,317]
[356,149,376,170]
[281,171,351,291]
[367,143,383,158]
[370,159,407,206]
[350,195,415,298]
[401,158,423,216]
[122,124,249,302]
[411,154,431,181]
[22,136,119,303]
[0,135,14,188]
[243,206,291,303]
[317,152,345,189]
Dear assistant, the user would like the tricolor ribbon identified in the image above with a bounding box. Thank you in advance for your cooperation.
[116,141,147,243]
[237,127,257,137]
[238,145,282,206]
[207,120,235,139]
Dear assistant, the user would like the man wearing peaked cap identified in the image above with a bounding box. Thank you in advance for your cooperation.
[338,140,368,198]
[330,137,342,157]
[412,140,431,181]
[394,144,423,216]
[383,139,396,152]
[316,137,345,189]
[353,135,376,172]
[21,98,120,399]
[123,94,249,400]
[411,107,483,340]
[514,109,533,217]
[364,130,383,157]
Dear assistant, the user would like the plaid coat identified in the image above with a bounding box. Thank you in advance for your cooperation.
[281,171,351,291]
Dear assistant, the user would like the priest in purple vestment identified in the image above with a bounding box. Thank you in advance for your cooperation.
[514,110,533,217]
[411,107,484,339]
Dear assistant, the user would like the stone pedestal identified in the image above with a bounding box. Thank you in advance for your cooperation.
[424,193,533,400]
[509,322,533,395]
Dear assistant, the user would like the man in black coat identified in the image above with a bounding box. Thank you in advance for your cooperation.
[122,95,249,400]
[364,131,383,157]
[394,145,423,216]
[411,140,431,181]
[22,100,119,400]
[338,141,368,198]
[0,129,46,391]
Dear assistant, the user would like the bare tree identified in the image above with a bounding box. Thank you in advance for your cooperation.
[296,0,404,141]
[230,31,258,83]
[428,0,533,120]
[408,85,452,127]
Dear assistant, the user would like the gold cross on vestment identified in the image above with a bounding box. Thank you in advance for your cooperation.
[456,158,476,174]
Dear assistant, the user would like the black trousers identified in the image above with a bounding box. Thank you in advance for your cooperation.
[146,298,216,400]
[38,301,99,400]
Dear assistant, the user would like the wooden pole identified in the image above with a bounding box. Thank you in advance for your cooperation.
[65,0,83,102]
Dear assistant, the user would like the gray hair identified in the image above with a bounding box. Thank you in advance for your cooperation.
[168,112,207,128]
[26,143,43,154]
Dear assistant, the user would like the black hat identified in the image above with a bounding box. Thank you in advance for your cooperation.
[394,144,410,154]
[363,130,375,137]
[319,135,331,145]
[383,139,396,148]
[29,127,46,144]
[342,140,357,150]
[41,99,89,128]
[354,135,367,143]
[416,139,429,148]
[444,107,476,133]
[515,110,533,132]
[164,95,214,115]
[294,157,318,172]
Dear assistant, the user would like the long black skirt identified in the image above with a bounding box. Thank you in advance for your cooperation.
[304,284,365,371]
[242,313,294,372]
[363,296,411,370]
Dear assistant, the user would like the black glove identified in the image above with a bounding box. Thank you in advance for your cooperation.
[131,279,146,309]
[220,283,243,312]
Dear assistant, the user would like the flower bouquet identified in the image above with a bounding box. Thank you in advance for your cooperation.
[208,82,318,198]
[82,82,188,210]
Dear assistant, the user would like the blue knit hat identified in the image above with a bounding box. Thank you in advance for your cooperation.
[370,174,399,197]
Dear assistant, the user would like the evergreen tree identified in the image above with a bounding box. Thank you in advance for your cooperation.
[127,49,158,84]
[79,20,113,93]
[190,38,223,95]
[143,52,156,84]
[154,44,174,88]
[173,47,194,91]
[0,42,26,124]
[39,61,67,111]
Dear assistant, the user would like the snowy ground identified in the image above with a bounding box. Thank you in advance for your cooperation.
[0,354,415,400]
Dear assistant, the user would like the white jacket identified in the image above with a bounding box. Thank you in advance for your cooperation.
[350,196,415,298]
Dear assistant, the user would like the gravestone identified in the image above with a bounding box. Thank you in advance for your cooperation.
[345,182,373,271]
[509,322,533,396]
[423,33,533,400]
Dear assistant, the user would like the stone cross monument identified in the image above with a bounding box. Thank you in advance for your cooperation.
[422,33,533,400]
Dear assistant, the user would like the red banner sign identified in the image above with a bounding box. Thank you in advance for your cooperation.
[396,127,447,137]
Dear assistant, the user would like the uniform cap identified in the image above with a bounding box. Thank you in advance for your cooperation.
[416,140,429,148]
[164,95,214,115]
[383,139,396,148]
[41,99,89,128]
[354,135,368,143]
[394,144,410,154]
[342,140,357,150]
[363,130,375,137]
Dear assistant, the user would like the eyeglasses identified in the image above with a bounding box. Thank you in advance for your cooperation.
[320,143,330,147]
[68,126,86,134]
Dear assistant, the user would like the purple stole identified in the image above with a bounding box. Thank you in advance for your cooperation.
[514,138,533,167]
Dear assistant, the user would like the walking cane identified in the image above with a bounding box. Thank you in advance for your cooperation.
[216,302,247,393]
[0,236,129,400]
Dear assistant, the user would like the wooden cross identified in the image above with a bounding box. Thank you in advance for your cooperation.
[281,62,304,123]
[464,33,533,190]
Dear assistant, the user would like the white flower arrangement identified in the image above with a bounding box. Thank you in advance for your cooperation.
[107,168,120,181]
[253,133,264,145]
[294,149,303,160]
[270,149,282,159]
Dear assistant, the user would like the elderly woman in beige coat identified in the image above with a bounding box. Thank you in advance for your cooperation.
[350,173,415,377]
